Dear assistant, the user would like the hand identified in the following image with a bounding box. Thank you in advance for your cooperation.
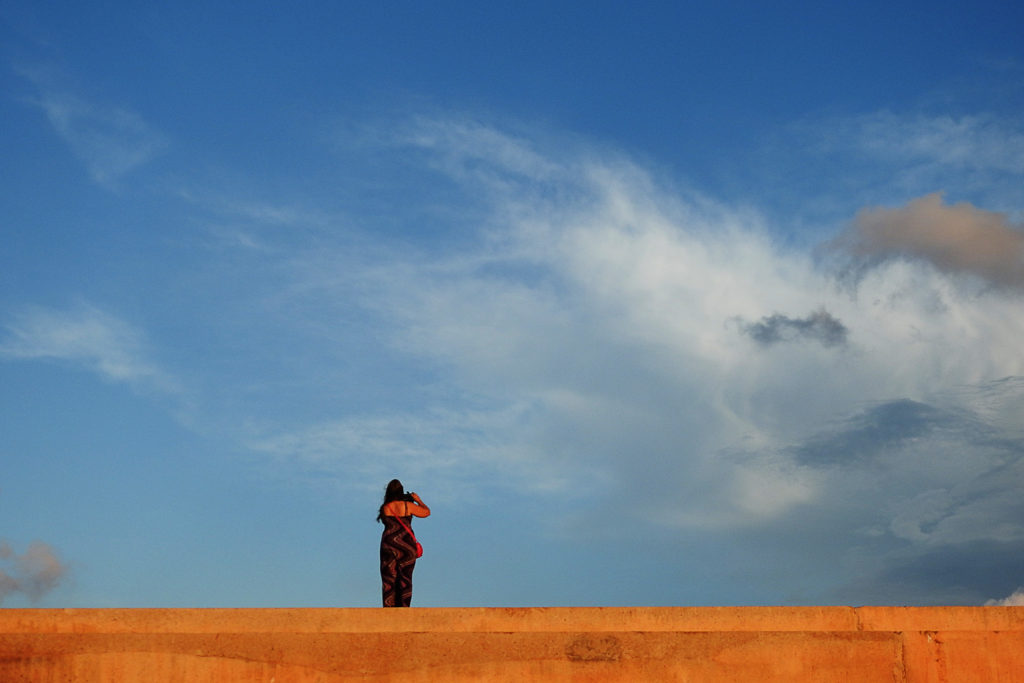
[410,492,422,503]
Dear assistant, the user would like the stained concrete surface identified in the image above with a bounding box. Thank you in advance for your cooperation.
[2,606,1022,681]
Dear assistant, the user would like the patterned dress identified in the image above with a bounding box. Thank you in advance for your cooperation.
[380,513,418,607]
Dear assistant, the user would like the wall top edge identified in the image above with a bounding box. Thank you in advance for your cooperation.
[1,606,1022,634]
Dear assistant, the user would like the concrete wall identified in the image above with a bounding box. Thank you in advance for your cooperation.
[2,606,1022,681]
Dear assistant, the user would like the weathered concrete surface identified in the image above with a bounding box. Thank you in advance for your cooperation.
[1,606,1022,681]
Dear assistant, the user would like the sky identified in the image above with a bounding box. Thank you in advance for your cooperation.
[2,1,1024,608]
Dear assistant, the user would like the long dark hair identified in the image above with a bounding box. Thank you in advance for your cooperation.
[377,479,412,522]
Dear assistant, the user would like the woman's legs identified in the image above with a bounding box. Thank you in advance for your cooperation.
[397,557,415,607]
[380,547,399,607]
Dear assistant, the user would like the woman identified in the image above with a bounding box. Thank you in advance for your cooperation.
[377,479,430,607]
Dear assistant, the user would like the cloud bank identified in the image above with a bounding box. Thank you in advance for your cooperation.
[233,117,1024,602]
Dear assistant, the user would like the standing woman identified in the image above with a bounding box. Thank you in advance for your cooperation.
[377,479,430,607]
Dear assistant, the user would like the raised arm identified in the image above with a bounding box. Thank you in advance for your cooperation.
[407,492,430,518]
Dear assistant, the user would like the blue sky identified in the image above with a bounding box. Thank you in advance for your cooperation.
[2,0,1024,608]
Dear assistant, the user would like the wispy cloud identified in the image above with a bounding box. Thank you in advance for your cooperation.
[767,110,1024,220]
[247,402,580,501]
[395,116,566,188]
[837,112,1024,175]
[17,65,167,187]
[0,303,177,394]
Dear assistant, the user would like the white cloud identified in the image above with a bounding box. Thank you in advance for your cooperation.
[986,588,1024,606]
[18,65,167,187]
[244,118,1024,553]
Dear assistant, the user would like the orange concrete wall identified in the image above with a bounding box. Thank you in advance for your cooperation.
[2,606,1022,681]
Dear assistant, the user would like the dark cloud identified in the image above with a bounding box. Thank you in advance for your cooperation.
[833,540,1024,605]
[740,309,848,348]
[791,399,971,467]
